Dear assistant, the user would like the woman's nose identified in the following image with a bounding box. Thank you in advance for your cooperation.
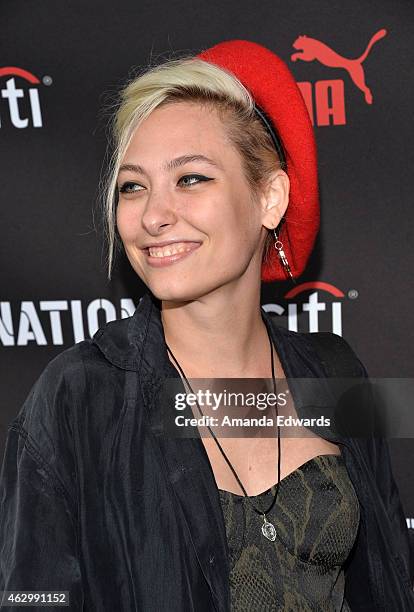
[141,189,178,235]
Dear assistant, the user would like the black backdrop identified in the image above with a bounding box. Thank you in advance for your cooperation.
[1,0,413,537]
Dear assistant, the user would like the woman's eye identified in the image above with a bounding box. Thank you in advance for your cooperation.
[118,182,143,194]
[118,175,212,194]
[178,174,211,187]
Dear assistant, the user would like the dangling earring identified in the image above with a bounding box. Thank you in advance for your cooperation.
[273,224,296,284]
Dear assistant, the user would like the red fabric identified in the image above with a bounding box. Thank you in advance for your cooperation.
[197,39,320,282]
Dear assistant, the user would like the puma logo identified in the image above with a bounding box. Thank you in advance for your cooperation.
[291,29,387,104]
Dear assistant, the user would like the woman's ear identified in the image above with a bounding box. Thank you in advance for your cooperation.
[260,169,290,230]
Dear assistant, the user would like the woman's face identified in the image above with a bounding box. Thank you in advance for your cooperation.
[116,101,283,301]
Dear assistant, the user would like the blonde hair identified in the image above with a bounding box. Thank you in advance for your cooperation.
[102,54,285,279]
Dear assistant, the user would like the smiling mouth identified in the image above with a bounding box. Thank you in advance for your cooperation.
[143,241,202,267]
[145,242,200,257]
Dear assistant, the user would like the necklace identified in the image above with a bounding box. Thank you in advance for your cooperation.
[166,318,281,542]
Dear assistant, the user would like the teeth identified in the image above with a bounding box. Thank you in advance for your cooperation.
[148,242,197,258]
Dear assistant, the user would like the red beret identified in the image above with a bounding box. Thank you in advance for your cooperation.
[197,39,320,282]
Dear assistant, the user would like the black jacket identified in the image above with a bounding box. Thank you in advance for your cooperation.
[1,290,413,611]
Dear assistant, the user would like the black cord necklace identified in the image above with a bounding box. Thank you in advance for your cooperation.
[166,320,281,541]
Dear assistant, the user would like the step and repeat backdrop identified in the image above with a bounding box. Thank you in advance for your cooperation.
[1,0,413,540]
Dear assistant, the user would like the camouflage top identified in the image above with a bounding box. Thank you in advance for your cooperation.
[218,453,360,611]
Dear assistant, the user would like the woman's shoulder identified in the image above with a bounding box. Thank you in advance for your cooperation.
[265,313,368,378]
[28,311,138,394]
[302,330,368,378]
[4,337,130,503]
[22,337,115,405]
[10,338,122,452]
[10,308,149,453]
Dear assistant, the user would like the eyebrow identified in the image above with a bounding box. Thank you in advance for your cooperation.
[118,154,223,177]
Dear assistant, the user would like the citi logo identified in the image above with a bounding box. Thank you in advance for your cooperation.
[0,67,49,129]
[291,29,388,126]
[262,282,351,335]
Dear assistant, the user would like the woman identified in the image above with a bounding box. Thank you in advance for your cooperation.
[1,39,413,611]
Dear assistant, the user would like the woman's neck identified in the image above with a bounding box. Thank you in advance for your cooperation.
[160,288,272,378]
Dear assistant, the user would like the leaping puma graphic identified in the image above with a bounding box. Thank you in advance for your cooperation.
[291,29,387,104]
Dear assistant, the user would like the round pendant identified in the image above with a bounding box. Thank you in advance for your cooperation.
[261,515,277,541]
